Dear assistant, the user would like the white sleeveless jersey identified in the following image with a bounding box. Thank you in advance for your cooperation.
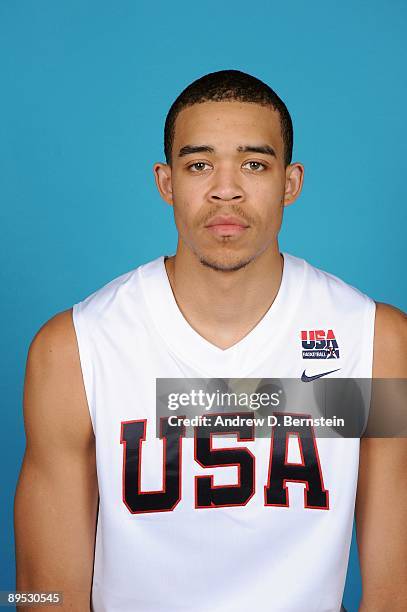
[72,252,375,612]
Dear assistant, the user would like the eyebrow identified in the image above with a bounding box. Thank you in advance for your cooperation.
[177,144,277,158]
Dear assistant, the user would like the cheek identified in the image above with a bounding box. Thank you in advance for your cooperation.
[251,170,284,198]
[172,180,206,220]
[172,180,198,213]
[253,182,284,215]
[172,195,198,231]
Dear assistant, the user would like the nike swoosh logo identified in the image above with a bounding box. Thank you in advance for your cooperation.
[301,368,341,382]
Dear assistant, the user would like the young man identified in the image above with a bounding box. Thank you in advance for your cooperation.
[14,70,406,611]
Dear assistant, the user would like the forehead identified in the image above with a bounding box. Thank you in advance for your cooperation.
[173,101,283,155]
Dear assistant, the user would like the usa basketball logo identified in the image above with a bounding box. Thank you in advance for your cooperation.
[301,329,340,359]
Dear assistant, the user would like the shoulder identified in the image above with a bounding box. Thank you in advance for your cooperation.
[28,309,78,370]
[373,302,407,377]
[25,309,93,448]
[294,254,373,312]
[72,259,164,324]
[26,309,83,403]
[74,268,138,318]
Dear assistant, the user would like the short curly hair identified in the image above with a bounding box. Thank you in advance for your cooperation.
[164,69,293,167]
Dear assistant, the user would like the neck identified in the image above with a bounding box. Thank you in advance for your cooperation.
[164,243,283,350]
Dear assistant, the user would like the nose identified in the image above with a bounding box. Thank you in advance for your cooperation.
[208,165,244,203]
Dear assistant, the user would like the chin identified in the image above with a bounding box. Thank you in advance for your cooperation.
[197,250,257,272]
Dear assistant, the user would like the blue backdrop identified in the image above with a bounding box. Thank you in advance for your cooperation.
[1,2,406,610]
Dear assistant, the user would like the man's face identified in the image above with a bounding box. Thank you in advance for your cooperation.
[155,101,303,271]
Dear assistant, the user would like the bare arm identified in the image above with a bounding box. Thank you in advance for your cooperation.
[356,302,407,611]
[14,309,98,611]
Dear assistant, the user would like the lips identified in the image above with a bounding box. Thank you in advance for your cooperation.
[205,215,249,228]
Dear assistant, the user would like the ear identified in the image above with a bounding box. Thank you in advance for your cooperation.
[153,162,173,206]
[283,162,304,207]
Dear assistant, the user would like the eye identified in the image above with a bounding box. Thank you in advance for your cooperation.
[187,162,211,172]
[242,160,267,172]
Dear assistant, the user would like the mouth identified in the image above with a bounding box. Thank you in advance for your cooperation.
[204,216,250,237]
[206,224,248,236]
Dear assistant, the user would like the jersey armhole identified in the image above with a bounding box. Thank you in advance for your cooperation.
[72,302,96,435]
[360,297,377,437]
[365,297,377,378]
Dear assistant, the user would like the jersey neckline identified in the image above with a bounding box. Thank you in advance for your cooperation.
[139,252,306,377]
